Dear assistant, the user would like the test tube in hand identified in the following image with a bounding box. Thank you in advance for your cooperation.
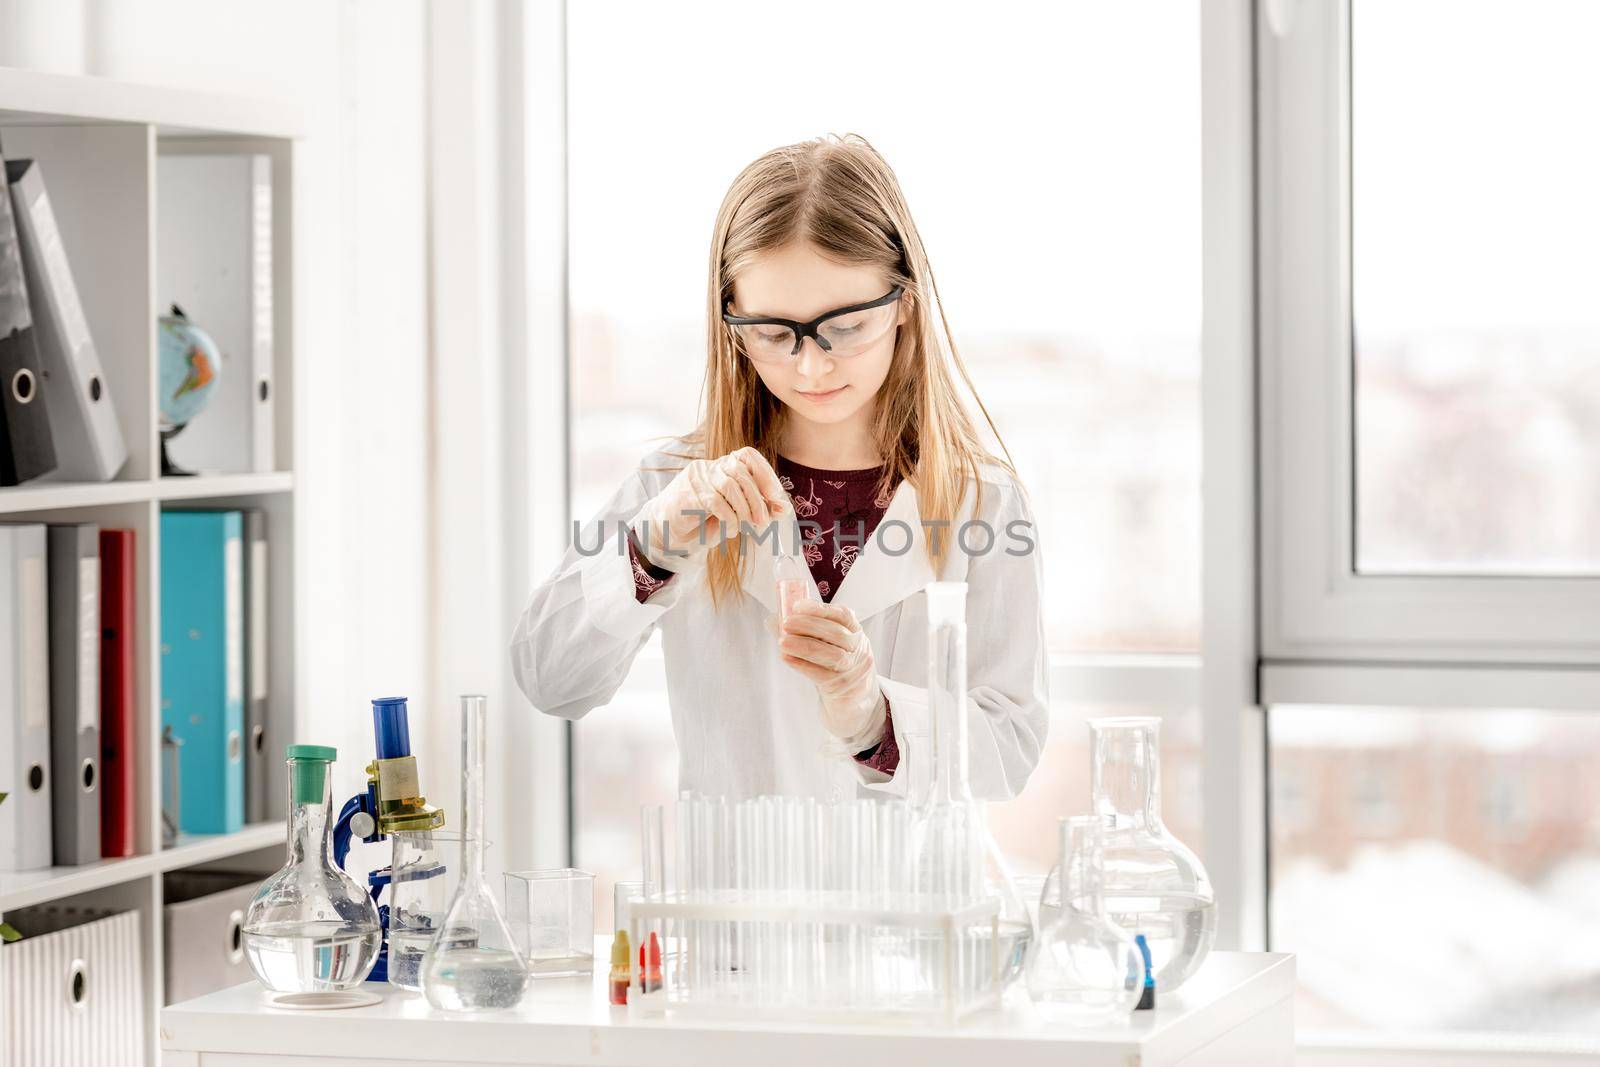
[776,550,811,623]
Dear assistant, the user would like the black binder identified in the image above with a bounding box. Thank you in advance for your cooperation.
[0,148,57,486]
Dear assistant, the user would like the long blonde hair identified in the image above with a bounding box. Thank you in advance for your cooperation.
[678,133,1013,607]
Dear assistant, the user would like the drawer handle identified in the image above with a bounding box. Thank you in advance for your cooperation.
[66,958,88,1013]
[11,367,36,405]
[227,909,245,966]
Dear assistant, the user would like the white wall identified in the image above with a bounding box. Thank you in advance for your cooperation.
[2,0,435,814]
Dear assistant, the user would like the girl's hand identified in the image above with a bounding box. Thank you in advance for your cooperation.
[632,447,789,568]
[779,600,886,750]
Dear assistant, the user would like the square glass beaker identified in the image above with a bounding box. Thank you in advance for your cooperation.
[504,868,595,977]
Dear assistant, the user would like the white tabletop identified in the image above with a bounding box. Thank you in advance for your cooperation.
[161,938,1295,1067]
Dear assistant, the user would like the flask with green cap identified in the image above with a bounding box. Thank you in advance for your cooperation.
[242,744,383,994]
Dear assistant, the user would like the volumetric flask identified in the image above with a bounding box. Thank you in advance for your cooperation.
[243,745,382,993]
[912,581,1034,987]
[420,696,531,1011]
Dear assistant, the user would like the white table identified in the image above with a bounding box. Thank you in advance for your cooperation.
[162,939,1295,1066]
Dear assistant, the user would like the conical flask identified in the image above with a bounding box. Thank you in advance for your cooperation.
[1025,815,1143,1022]
[243,745,382,992]
[910,581,1034,987]
[420,695,531,1011]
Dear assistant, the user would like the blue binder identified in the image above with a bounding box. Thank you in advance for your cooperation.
[160,511,244,835]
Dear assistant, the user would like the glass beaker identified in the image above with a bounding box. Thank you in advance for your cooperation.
[1087,716,1215,991]
[420,695,531,1011]
[386,829,471,991]
[1025,816,1142,1023]
[910,582,1034,988]
[504,868,595,977]
[243,745,383,993]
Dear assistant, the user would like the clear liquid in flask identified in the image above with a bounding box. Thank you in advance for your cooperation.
[422,947,530,1011]
[241,921,382,993]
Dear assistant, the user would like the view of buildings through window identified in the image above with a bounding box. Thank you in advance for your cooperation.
[1270,706,1600,1034]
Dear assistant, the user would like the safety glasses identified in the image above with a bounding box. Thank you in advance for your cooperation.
[723,285,903,363]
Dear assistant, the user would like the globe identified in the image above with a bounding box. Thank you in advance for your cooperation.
[158,308,222,433]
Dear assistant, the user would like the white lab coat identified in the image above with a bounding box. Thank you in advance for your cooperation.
[509,442,1050,803]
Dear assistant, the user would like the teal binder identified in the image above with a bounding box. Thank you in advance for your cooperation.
[160,511,244,835]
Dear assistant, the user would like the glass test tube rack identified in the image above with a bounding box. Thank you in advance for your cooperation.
[626,794,1009,1023]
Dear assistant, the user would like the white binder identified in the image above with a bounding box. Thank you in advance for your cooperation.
[158,153,275,474]
[1,522,53,871]
[7,159,128,482]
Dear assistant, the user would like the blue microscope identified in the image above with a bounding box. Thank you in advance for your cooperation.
[332,697,446,983]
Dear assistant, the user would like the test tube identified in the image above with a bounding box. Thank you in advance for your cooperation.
[713,796,730,998]
[613,879,642,941]
[776,550,811,623]
[762,796,778,1002]
[857,800,875,999]
[702,795,720,999]
[841,799,853,1001]
[639,805,664,998]
[735,798,751,1002]
[678,793,700,996]
[802,797,822,1004]
[641,805,664,902]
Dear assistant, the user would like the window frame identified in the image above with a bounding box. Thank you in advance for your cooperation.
[1258,0,1600,666]
[1258,2,1600,1057]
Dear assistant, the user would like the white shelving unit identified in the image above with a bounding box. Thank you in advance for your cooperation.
[0,68,304,1066]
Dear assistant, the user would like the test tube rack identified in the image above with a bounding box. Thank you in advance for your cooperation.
[626,794,1011,1023]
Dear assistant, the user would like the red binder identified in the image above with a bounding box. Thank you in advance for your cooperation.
[100,529,137,858]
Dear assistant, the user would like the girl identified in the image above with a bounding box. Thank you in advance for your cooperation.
[511,134,1047,802]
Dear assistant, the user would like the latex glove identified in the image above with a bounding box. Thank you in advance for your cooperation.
[630,447,789,571]
[778,600,887,753]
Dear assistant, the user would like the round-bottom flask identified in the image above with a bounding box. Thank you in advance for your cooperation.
[1088,717,1215,991]
[243,745,382,993]
[1025,816,1142,1023]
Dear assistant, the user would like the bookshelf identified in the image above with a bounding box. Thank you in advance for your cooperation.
[0,70,303,1066]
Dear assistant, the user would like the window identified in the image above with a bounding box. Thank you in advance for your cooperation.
[1259,0,1600,659]
[567,0,1202,912]
[1270,705,1600,1036]
[1353,0,1600,575]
